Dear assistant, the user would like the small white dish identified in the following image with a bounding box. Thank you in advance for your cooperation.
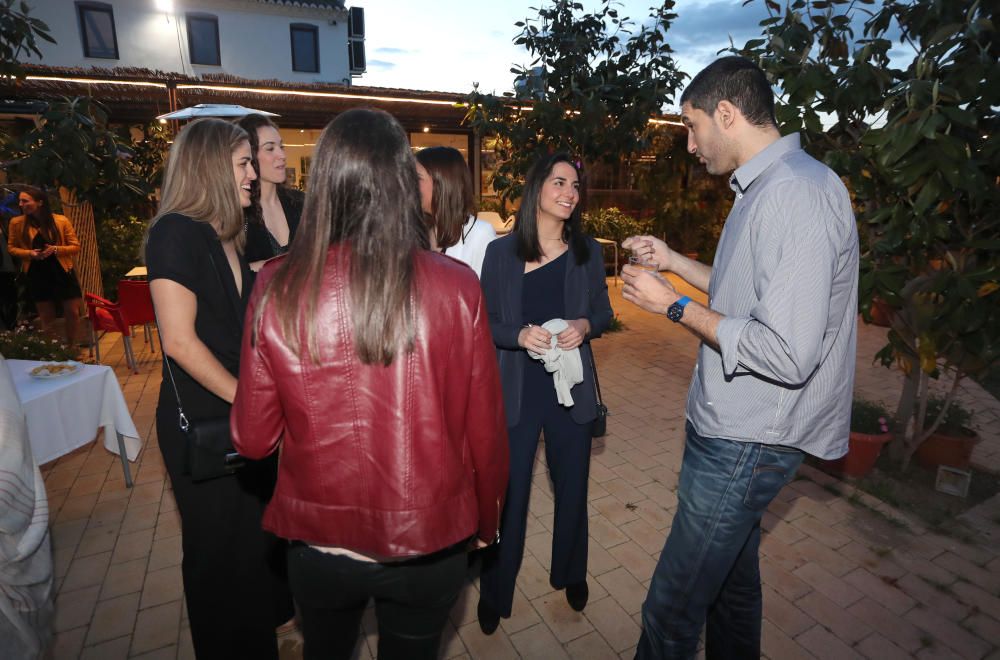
[28,361,83,379]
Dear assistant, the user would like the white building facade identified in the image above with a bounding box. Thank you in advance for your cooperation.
[23,0,365,85]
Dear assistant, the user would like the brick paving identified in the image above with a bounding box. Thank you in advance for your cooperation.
[38,277,1000,659]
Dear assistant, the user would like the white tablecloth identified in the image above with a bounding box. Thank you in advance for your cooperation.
[6,359,141,465]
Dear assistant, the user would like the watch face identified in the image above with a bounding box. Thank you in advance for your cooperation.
[667,303,684,322]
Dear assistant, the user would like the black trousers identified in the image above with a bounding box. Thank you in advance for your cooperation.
[157,413,294,660]
[287,542,467,660]
[479,365,592,617]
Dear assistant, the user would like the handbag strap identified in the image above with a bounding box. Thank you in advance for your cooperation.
[153,229,232,435]
[589,348,604,407]
[155,328,190,433]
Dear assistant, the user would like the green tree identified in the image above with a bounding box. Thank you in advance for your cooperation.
[633,125,731,258]
[736,0,999,467]
[465,0,686,204]
[0,0,55,77]
[8,97,150,212]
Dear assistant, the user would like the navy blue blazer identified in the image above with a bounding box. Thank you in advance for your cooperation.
[481,234,614,427]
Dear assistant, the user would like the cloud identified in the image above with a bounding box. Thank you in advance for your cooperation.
[366,59,397,71]
[374,47,413,55]
[670,1,771,50]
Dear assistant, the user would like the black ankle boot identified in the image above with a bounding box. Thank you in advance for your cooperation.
[566,581,589,611]
[477,598,501,635]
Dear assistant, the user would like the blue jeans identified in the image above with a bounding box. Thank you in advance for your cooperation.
[636,422,804,660]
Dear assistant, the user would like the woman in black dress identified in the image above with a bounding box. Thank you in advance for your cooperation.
[6,187,82,346]
[145,118,293,659]
[237,114,304,271]
[477,152,613,632]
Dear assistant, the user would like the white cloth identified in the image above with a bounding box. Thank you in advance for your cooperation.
[6,360,140,465]
[0,357,54,659]
[527,318,583,407]
[444,216,497,278]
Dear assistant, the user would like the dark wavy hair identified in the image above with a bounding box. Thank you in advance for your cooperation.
[260,108,429,366]
[236,113,281,229]
[18,185,58,245]
[513,151,589,265]
[415,146,475,251]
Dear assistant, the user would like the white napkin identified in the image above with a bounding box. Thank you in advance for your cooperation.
[528,318,584,407]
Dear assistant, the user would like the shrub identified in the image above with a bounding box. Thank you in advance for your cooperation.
[923,396,974,436]
[851,398,891,435]
[96,214,147,300]
[582,207,653,247]
[0,324,77,361]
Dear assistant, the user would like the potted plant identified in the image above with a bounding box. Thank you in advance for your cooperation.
[913,396,979,470]
[821,397,893,477]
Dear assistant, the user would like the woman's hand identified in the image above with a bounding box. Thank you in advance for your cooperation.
[518,324,552,353]
[29,249,44,260]
[41,245,58,258]
[556,318,590,350]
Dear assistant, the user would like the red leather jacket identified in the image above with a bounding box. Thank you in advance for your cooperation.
[231,245,509,558]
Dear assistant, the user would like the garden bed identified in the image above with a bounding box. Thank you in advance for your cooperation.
[808,452,1000,537]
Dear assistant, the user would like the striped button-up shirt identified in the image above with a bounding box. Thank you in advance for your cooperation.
[686,133,859,459]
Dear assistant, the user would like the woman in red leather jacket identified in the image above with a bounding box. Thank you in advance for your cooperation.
[231,108,509,660]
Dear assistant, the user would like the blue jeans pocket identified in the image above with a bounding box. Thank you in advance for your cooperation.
[742,445,803,511]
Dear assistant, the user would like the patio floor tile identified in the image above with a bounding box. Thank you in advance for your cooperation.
[35,279,1000,658]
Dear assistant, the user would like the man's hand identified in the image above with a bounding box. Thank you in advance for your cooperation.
[621,264,680,315]
[622,235,675,273]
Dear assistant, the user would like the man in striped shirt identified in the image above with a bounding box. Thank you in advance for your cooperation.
[621,56,859,659]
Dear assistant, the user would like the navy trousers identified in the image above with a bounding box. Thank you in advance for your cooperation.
[479,363,592,617]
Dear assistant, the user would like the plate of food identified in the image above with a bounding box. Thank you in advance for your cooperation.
[28,361,83,379]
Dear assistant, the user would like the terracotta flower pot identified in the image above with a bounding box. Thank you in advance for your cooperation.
[867,298,894,327]
[914,429,980,469]
[821,431,893,477]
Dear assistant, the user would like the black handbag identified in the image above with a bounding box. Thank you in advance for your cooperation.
[590,350,608,438]
[155,237,246,482]
[160,349,246,482]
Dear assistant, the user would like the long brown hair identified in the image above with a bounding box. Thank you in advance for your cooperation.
[18,186,58,245]
[149,118,248,250]
[261,108,428,365]
[415,146,475,250]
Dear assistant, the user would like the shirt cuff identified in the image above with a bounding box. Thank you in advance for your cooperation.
[717,316,752,377]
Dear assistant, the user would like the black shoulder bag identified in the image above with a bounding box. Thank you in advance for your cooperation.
[590,350,608,438]
[156,239,246,482]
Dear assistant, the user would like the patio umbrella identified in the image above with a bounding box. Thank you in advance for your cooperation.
[155,104,280,121]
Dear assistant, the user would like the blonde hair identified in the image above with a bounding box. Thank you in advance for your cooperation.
[150,118,249,250]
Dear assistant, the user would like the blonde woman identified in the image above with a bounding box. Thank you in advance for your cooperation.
[145,118,292,660]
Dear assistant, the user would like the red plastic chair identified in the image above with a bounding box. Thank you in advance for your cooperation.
[85,293,139,374]
[117,280,157,352]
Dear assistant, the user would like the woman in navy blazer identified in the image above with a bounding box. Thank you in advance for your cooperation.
[478,152,613,633]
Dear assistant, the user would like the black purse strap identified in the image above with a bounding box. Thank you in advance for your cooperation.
[154,231,231,435]
[589,348,604,407]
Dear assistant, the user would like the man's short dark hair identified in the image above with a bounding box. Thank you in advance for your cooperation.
[680,56,776,128]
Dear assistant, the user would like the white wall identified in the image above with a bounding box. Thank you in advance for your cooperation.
[23,0,353,85]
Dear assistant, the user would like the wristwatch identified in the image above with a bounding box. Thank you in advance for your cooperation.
[666,296,691,323]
